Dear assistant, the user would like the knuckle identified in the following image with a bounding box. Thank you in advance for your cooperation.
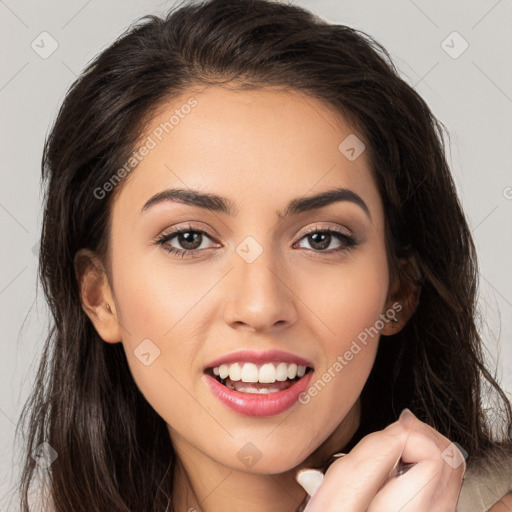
[360,423,405,451]
[383,418,411,439]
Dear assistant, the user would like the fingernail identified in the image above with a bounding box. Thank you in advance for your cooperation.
[331,452,347,458]
[399,408,415,426]
[296,469,324,497]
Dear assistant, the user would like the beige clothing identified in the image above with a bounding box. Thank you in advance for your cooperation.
[457,447,512,511]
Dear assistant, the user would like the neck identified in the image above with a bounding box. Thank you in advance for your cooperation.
[169,400,361,512]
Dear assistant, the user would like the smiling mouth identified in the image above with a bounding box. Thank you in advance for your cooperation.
[205,367,314,394]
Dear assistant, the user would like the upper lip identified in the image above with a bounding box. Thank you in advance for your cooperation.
[203,349,314,371]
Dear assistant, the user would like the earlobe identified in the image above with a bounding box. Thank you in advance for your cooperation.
[74,248,122,344]
[381,257,422,336]
[381,314,401,335]
[381,285,420,336]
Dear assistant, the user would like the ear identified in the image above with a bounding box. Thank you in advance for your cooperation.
[381,256,422,336]
[74,248,122,343]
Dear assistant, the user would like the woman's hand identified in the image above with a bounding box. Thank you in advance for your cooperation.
[299,409,466,512]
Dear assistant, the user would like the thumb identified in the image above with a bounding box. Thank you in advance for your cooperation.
[296,468,324,495]
[296,469,324,511]
[295,453,347,511]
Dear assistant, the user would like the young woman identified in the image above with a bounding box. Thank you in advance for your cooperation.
[16,0,512,510]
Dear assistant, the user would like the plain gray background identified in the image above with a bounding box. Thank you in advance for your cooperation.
[1,0,511,509]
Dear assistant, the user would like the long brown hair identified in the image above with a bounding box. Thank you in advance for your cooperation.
[16,0,512,510]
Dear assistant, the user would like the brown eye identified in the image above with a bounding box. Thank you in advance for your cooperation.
[296,228,357,254]
[155,225,219,257]
[175,231,203,250]
[306,232,332,251]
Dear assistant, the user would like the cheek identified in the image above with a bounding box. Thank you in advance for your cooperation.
[303,245,389,347]
[298,247,388,408]
[111,272,208,436]
[111,244,211,350]
[108,247,211,416]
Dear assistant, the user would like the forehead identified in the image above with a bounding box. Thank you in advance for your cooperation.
[112,85,382,220]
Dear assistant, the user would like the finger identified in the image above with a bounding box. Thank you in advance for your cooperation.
[369,412,466,512]
[296,469,324,496]
[398,411,466,504]
[368,458,442,512]
[303,410,465,512]
[368,446,465,512]
[304,414,412,512]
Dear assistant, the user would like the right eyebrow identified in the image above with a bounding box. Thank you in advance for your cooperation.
[141,186,371,221]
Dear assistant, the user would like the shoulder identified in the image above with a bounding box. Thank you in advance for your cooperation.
[456,444,512,512]
[488,492,512,511]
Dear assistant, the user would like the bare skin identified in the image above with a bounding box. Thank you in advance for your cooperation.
[304,410,467,512]
[489,493,512,512]
[75,85,470,512]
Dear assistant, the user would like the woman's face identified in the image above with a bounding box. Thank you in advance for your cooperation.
[103,85,393,474]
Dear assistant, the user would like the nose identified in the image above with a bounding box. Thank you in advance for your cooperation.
[222,241,298,333]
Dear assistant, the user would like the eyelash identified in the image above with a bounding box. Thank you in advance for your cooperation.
[154,224,358,259]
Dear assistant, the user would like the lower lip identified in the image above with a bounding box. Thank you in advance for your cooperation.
[203,371,314,417]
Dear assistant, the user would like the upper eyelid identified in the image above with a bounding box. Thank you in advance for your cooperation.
[300,224,352,236]
[159,223,352,241]
[157,224,355,251]
[158,225,218,241]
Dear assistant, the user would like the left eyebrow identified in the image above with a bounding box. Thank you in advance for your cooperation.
[141,186,371,220]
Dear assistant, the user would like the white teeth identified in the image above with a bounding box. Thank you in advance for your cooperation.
[240,363,259,383]
[211,361,309,383]
[228,362,242,382]
[259,363,277,383]
[219,364,229,379]
[276,362,288,381]
[287,363,298,379]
